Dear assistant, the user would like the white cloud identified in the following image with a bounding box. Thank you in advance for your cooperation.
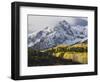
[28,15,87,34]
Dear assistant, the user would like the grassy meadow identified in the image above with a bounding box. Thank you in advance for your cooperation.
[28,42,88,66]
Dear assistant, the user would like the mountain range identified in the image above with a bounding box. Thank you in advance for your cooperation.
[28,20,87,50]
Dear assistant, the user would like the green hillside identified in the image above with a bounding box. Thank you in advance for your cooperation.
[28,42,88,66]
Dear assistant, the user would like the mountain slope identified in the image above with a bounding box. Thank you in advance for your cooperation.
[28,20,87,50]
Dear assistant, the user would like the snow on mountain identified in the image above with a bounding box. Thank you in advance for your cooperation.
[28,20,88,50]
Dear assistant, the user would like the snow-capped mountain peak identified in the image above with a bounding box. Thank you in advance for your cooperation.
[28,20,87,50]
